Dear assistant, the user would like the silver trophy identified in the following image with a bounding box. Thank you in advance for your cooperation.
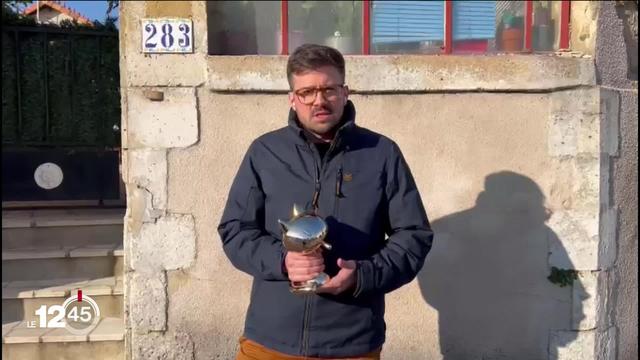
[278,204,332,294]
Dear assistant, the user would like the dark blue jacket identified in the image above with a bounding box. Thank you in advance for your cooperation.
[218,101,433,358]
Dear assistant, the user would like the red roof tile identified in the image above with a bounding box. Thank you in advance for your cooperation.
[23,1,93,26]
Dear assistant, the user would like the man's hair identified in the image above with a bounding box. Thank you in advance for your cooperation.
[286,44,345,88]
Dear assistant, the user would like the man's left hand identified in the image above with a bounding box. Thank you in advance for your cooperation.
[316,258,357,295]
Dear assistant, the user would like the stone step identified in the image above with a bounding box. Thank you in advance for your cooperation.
[2,317,123,359]
[2,316,124,343]
[2,243,124,260]
[2,208,126,229]
[3,294,124,325]
[2,277,124,324]
[2,224,124,250]
[2,208,125,250]
[2,244,124,283]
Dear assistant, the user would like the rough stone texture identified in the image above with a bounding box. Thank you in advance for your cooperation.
[125,149,167,210]
[596,270,616,330]
[119,1,207,87]
[548,88,600,158]
[595,3,639,360]
[130,214,196,272]
[595,2,637,90]
[125,87,199,149]
[132,330,194,360]
[600,89,621,157]
[611,90,638,360]
[130,271,167,332]
[573,271,598,330]
[597,207,618,270]
[546,88,601,271]
[548,210,599,270]
[207,55,596,92]
[125,186,163,238]
[614,1,638,81]
[596,326,617,360]
[550,330,596,360]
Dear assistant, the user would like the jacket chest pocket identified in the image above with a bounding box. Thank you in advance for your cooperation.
[334,168,384,223]
[327,168,385,260]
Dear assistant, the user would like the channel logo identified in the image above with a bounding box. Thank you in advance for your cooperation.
[25,290,101,335]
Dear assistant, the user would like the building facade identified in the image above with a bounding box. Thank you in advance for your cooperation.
[117,1,637,359]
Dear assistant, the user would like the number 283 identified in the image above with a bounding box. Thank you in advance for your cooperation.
[144,23,191,49]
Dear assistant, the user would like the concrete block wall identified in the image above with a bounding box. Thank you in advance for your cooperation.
[117,1,633,359]
[119,2,205,359]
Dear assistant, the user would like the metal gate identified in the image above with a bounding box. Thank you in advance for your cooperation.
[2,26,122,207]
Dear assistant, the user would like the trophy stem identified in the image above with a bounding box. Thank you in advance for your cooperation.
[289,273,329,295]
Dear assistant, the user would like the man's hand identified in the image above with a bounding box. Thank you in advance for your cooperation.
[284,249,325,283]
[317,258,357,295]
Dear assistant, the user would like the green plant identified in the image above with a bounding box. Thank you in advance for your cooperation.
[2,0,35,25]
[547,266,579,287]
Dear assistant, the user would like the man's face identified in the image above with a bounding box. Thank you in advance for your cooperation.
[288,66,349,141]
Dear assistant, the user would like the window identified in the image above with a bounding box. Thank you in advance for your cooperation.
[207,1,281,55]
[206,1,571,55]
[288,1,363,55]
[371,1,444,54]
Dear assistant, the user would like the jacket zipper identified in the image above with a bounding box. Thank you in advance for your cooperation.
[303,144,322,357]
[301,295,312,357]
[312,163,321,211]
[303,136,342,356]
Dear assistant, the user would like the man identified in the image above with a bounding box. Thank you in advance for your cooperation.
[218,44,433,359]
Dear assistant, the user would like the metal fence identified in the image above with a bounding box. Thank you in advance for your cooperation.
[1,26,122,205]
[1,26,120,149]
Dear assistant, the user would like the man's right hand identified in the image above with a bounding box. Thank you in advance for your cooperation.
[284,249,325,282]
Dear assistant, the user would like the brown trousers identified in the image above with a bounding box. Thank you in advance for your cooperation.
[236,337,382,360]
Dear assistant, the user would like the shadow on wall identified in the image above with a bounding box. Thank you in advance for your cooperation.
[418,171,585,359]
[614,1,638,80]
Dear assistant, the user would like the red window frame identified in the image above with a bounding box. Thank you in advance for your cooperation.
[279,0,572,55]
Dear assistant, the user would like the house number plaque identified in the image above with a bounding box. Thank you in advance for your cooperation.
[141,18,193,54]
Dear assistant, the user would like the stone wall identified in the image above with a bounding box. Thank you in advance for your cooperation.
[117,2,628,359]
[595,2,639,360]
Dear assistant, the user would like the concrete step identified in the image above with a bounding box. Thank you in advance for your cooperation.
[2,224,124,250]
[2,317,123,359]
[2,244,124,283]
[2,208,126,229]
[2,277,124,324]
[2,208,125,250]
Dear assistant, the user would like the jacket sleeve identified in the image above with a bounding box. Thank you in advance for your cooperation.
[217,141,288,281]
[353,141,434,297]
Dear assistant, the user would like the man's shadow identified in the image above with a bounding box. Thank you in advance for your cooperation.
[418,171,585,359]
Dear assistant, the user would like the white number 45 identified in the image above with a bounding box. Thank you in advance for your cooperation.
[35,305,92,328]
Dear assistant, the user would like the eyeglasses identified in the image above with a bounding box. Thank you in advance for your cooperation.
[293,85,345,105]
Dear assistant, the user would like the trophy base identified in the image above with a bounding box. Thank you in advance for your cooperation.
[289,273,329,295]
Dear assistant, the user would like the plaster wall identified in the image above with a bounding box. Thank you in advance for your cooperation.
[118,2,615,359]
